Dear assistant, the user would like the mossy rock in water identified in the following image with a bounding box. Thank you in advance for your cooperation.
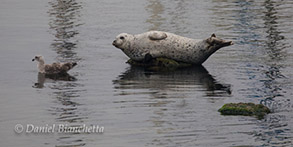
[127,58,192,71]
[218,103,271,119]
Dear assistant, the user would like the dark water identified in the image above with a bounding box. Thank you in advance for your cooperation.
[0,0,293,146]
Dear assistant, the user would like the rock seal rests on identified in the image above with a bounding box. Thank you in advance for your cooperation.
[32,55,77,75]
[112,31,233,65]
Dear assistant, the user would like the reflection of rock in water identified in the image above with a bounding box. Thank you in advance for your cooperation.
[48,0,83,59]
[113,66,231,97]
[33,72,76,88]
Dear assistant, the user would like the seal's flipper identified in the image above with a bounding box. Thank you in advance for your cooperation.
[206,34,233,48]
[144,53,153,63]
[221,40,233,47]
[148,31,167,40]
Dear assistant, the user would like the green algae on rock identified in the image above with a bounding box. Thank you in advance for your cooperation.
[218,103,271,119]
[127,58,192,71]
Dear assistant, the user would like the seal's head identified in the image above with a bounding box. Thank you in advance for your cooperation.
[112,33,134,51]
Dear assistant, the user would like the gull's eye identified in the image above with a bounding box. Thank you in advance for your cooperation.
[120,36,125,40]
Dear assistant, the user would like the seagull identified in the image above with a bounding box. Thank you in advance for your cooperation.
[32,55,77,75]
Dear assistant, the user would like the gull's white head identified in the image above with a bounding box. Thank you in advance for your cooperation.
[32,55,44,62]
[32,55,45,73]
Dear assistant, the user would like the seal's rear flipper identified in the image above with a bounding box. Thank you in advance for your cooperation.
[207,34,233,48]
[221,41,233,47]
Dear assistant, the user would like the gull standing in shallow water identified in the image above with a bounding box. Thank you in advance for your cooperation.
[32,55,77,75]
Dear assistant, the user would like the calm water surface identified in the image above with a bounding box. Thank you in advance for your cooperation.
[0,0,293,146]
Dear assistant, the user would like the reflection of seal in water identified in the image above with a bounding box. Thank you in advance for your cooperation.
[112,31,233,64]
[113,65,231,97]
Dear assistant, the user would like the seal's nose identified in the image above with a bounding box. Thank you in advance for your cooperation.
[32,59,35,61]
[113,40,119,48]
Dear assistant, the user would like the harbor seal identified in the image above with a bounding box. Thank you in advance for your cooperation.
[112,31,233,64]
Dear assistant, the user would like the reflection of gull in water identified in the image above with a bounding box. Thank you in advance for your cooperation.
[33,72,76,88]
[32,55,77,74]
[113,65,231,97]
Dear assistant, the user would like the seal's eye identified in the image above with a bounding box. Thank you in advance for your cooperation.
[120,36,125,40]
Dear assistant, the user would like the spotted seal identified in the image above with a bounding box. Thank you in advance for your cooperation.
[112,31,233,65]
